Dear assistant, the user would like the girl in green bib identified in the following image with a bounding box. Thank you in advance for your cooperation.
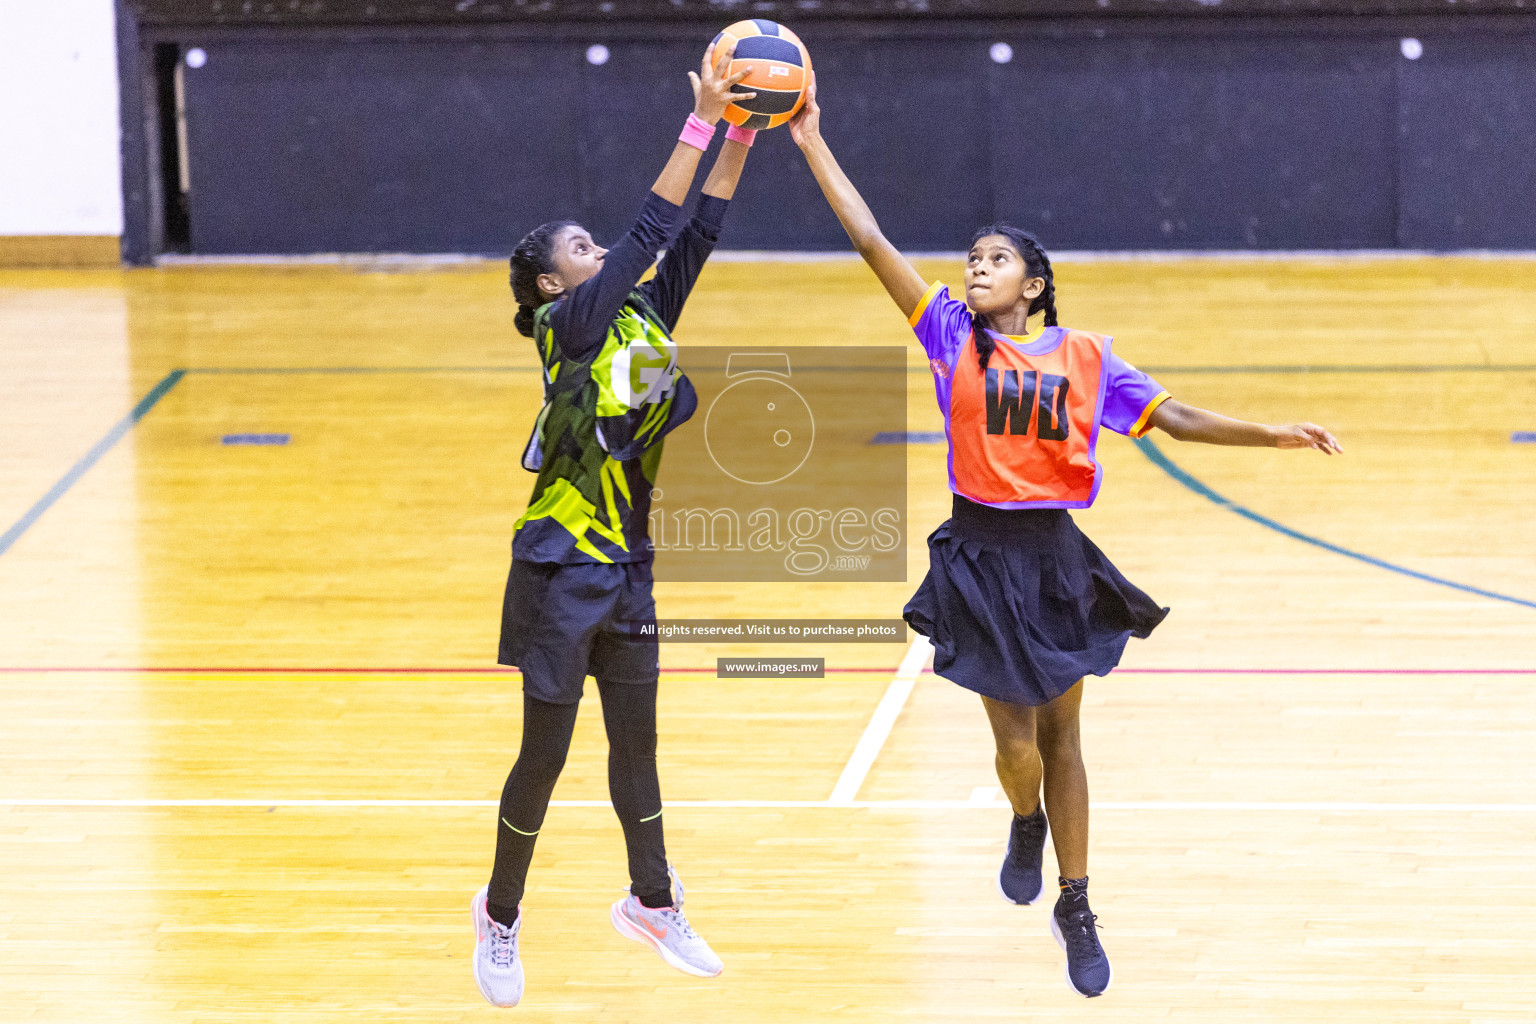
[472,44,758,1006]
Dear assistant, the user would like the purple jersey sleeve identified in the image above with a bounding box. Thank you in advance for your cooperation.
[1100,349,1171,438]
[908,282,972,366]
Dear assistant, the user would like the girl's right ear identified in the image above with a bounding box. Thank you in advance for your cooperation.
[536,271,564,299]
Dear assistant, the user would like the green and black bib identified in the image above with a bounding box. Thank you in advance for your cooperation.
[513,291,697,564]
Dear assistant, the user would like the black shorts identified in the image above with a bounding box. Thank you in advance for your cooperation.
[497,559,659,704]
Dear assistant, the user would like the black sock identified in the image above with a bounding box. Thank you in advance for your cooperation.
[1057,875,1089,912]
[635,873,672,909]
[487,901,520,927]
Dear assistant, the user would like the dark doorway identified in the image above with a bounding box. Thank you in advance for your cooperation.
[153,42,191,254]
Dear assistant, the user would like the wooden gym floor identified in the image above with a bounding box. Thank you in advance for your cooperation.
[1,256,1534,1021]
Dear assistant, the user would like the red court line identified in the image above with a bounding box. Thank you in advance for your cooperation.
[0,666,886,675]
[1119,668,1536,674]
[0,667,1533,675]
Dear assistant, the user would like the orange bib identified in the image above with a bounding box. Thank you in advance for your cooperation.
[948,329,1109,508]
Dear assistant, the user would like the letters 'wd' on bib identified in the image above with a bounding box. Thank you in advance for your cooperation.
[911,281,1170,513]
[947,329,1110,509]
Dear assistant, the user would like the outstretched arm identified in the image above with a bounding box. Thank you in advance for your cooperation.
[789,77,929,319]
[701,136,750,201]
[555,48,753,359]
[649,45,756,205]
[640,137,751,330]
[1149,400,1342,454]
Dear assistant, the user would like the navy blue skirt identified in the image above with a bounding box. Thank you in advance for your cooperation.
[903,495,1169,707]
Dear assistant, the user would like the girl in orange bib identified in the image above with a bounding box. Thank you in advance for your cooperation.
[790,80,1341,997]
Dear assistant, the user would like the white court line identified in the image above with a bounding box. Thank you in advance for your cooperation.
[827,635,933,802]
[4,798,1536,812]
[969,785,1001,806]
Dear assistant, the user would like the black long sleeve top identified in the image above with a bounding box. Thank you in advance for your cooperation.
[548,192,730,363]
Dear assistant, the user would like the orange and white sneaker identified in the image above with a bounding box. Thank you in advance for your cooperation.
[609,871,723,977]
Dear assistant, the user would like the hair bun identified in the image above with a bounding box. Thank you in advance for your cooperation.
[514,303,536,338]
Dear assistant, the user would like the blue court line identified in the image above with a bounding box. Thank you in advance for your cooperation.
[0,370,185,559]
[1132,436,1536,611]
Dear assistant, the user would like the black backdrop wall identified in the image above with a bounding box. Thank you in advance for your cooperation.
[116,3,1536,261]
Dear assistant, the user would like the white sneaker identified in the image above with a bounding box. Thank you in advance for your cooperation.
[471,885,525,1007]
[609,869,723,978]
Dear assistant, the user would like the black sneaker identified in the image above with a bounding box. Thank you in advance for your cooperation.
[996,807,1048,904]
[1051,900,1112,997]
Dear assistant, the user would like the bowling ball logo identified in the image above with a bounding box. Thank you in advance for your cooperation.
[704,353,815,485]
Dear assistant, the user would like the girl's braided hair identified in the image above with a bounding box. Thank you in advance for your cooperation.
[969,224,1058,371]
[509,219,578,338]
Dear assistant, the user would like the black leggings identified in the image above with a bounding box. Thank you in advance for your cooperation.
[486,680,670,920]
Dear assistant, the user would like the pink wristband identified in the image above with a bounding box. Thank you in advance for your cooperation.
[679,113,716,151]
[724,123,757,147]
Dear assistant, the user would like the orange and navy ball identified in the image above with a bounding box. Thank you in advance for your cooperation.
[709,20,811,130]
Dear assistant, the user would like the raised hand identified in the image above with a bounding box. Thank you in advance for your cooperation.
[688,43,755,125]
[788,72,820,147]
[1275,422,1343,455]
